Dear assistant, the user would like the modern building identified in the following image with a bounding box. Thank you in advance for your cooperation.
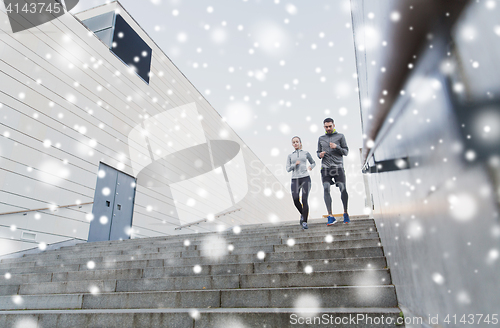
[352,0,500,324]
[0,1,296,256]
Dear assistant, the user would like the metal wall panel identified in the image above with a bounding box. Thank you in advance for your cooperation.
[0,2,297,256]
[81,12,114,33]
[352,0,500,323]
[109,170,136,241]
[87,163,118,242]
[94,29,114,49]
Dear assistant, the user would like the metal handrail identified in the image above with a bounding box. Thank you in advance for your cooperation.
[0,202,94,216]
[352,1,469,167]
[175,207,242,230]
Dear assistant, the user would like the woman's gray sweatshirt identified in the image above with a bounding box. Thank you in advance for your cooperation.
[286,149,316,179]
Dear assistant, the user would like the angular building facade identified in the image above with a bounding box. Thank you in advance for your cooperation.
[0,1,296,256]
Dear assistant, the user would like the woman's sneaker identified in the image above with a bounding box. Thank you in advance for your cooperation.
[327,215,337,226]
[301,222,309,229]
[299,215,304,226]
[343,213,350,224]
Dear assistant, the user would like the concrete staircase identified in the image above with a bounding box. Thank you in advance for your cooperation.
[0,216,403,327]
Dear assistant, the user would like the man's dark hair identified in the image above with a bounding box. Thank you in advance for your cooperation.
[323,118,334,124]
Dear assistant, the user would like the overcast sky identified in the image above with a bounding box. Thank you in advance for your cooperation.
[74,0,367,218]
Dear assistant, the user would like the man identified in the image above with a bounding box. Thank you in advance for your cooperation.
[317,118,350,225]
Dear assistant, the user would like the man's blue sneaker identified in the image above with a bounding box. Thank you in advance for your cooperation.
[302,222,309,229]
[343,213,350,224]
[299,215,304,226]
[327,215,337,226]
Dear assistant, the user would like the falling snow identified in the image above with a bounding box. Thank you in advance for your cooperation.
[0,0,498,325]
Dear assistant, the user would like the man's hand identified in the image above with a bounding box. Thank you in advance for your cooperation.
[330,142,337,149]
[295,160,301,165]
[319,151,326,158]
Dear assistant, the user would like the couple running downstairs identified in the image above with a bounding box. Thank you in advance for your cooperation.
[286,118,350,230]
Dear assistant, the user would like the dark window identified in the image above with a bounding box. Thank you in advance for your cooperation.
[111,14,152,83]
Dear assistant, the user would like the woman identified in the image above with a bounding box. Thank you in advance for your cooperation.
[286,136,316,229]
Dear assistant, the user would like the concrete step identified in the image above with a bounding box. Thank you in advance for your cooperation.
[0,264,81,276]
[145,231,377,249]
[0,235,384,268]
[12,231,380,262]
[0,307,404,328]
[0,272,53,285]
[1,269,142,285]
[176,238,381,259]
[145,256,388,278]
[0,247,384,273]
[2,269,391,296]
[235,215,371,228]
[117,269,391,292]
[0,256,387,284]
[0,261,35,270]
[164,246,385,266]
[217,219,375,234]
[253,256,387,274]
[274,238,381,252]
[0,285,18,296]
[1,229,380,265]
[0,286,398,310]
[179,223,377,242]
[239,269,391,288]
[272,231,379,244]
[0,215,403,327]
[213,224,377,241]
[47,220,375,252]
[230,220,375,235]
[16,279,117,296]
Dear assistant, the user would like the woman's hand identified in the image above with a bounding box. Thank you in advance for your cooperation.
[308,166,312,171]
[296,160,301,165]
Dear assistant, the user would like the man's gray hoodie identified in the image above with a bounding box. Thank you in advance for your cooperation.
[317,131,349,169]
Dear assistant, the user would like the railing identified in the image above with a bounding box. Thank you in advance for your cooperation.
[0,202,93,216]
[175,207,242,230]
[351,0,469,168]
